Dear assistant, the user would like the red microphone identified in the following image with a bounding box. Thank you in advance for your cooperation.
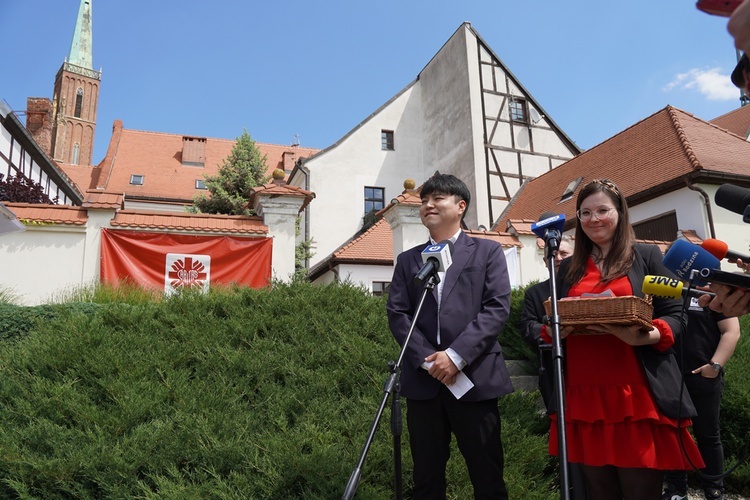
[700,238,750,264]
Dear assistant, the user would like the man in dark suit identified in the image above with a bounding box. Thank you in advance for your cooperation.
[386,174,513,499]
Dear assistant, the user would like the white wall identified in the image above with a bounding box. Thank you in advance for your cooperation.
[0,226,89,304]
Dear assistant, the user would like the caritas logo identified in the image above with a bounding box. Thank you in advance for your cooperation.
[165,254,210,295]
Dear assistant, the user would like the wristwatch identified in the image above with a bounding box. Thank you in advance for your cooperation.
[709,361,722,372]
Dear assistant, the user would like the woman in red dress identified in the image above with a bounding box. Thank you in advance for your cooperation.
[544,179,704,499]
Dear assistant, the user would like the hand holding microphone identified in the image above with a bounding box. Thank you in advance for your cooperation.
[641,275,715,300]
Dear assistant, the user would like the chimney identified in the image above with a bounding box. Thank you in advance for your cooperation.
[26,98,54,156]
[182,136,206,166]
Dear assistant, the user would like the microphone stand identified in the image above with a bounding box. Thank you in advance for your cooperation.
[342,272,439,500]
[543,229,570,500]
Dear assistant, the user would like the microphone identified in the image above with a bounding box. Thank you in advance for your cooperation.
[663,239,750,290]
[642,275,715,300]
[715,184,750,223]
[662,239,721,282]
[414,240,454,286]
[531,213,566,242]
[700,238,750,264]
[698,268,750,290]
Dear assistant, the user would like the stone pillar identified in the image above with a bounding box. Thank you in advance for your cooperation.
[382,180,427,259]
[251,170,313,282]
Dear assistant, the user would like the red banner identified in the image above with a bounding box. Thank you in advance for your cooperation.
[101,229,272,292]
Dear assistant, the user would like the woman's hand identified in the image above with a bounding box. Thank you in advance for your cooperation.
[585,323,660,345]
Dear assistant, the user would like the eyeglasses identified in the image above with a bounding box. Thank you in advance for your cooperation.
[576,206,614,222]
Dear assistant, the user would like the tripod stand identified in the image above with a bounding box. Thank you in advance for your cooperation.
[342,273,439,500]
[540,228,571,500]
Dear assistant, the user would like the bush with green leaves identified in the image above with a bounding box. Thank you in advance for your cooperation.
[0,282,747,498]
[0,282,555,499]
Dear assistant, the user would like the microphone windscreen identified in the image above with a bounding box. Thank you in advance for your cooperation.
[663,239,721,281]
[700,238,729,260]
[642,275,684,299]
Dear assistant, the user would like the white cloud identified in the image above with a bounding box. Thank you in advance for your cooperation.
[664,67,738,101]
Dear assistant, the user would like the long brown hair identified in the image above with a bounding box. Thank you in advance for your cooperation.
[566,179,636,285]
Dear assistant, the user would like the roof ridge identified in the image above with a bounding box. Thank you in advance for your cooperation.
[118,126,320,150]
[666,105,702,170]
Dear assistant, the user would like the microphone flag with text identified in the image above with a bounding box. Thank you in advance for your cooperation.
[642,275,715,300]
[414,240,454,286]
[715,183,750,223]
[700,238,750,264]
[531,213,566,242]
[662,239,721,282]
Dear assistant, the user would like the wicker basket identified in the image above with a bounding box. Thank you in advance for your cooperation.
[543,295,653,334]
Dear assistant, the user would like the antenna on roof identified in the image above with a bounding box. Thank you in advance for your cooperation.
[292,134,300,147]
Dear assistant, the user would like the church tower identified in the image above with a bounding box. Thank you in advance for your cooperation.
[50,0,100,166]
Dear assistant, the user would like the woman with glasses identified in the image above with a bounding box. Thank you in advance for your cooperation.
[542,179,704,499]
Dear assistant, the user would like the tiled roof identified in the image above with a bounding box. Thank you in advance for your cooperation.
[59,122,320,204]
[250,180,315,213]
[377,185,421,216]
[82,191,124,210]
[308,217,522,280]
[333,218,393,263]
[710,105,750,138]
[498,106,750,229]
[4,202,88,225]
[110,210,268,235]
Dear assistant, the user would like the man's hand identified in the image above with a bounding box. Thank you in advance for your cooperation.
[425,351,459,385]
[698,282,750,317]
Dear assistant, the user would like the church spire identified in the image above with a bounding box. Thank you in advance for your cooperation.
[67,0,93,69]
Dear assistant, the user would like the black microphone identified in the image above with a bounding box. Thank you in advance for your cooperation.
[701,238,750,264]
[698,268,750,291]
[642,275,715,300]
[715,184,750,223]
[414,240,454,286]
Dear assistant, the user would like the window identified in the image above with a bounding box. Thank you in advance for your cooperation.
[71,143,80,165]
[372,281,390,297]
[365,186,385,213]
[195,179,207,190]
[509,98,527,123]
[74,88,84,118]
[560,177,583,202]
[381,130,394,151]
[130,174,144,185]
[632,211,678,242]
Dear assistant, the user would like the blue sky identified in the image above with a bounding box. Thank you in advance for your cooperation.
[1,1,743,163]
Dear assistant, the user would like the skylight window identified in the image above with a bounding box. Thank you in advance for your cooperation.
[560,177,583,202]
[130,174,144,185]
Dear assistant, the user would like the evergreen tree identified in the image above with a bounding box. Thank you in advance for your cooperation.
[191,130,269,215]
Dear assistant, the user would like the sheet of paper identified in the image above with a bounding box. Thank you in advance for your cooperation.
[422,361,474,399]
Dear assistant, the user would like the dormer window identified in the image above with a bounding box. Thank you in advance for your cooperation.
[130,174,144,185]
[560,177,583,202]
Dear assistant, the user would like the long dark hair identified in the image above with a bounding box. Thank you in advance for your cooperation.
[566,179,636,285]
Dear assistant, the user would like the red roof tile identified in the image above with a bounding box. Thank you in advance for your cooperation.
[4,202,88,225]
[498,106,750,229]
[110,210,268,235]
[59,123,320,204]
[710,105,750,138]
[82,191,124,210]
[250,180,315,213]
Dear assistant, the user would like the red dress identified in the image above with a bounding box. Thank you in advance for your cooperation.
[546,258,704,469]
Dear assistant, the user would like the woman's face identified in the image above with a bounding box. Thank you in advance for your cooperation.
[579,191,619,248]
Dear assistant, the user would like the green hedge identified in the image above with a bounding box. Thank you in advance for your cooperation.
[0,282,747,498]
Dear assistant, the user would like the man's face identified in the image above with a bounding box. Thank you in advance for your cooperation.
[555,241,574,264]
[419,192,465,232]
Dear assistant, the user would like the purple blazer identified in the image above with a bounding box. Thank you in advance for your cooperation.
[386,231,514,402]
